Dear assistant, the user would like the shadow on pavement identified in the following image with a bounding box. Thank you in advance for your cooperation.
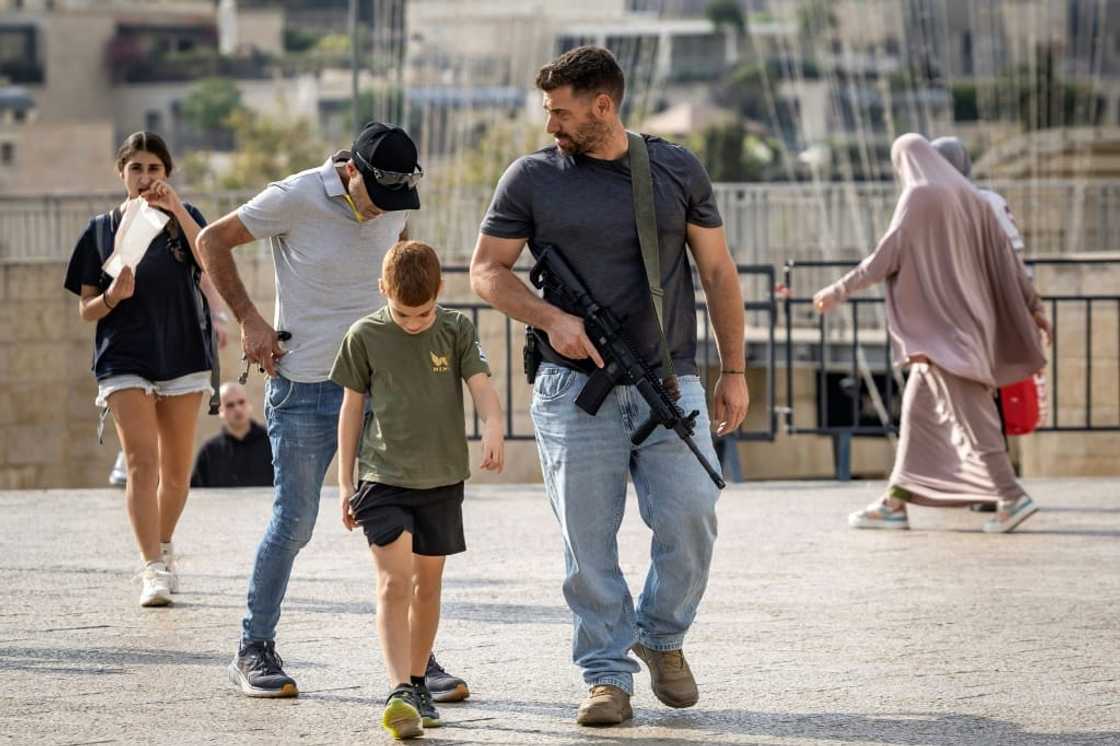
[0,645,230,674]
[455,702,1120,745]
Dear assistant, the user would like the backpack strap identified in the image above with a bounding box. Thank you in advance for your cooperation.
[190,271,221,416]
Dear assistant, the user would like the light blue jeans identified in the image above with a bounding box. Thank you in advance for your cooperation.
[530,364,720,695]
[242,377,342,642]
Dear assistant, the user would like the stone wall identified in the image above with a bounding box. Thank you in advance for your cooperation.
[0,254,544,489]
[1018,258,1120,477]
[2,257,1117,488]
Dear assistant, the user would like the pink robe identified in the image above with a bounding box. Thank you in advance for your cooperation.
[821,134,1047,505]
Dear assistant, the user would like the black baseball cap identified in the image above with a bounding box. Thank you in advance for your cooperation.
[351,121,422,211]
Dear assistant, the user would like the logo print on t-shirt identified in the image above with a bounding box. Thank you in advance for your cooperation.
[430,352,449,373]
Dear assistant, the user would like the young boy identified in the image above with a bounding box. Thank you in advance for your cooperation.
[331,240,504,739]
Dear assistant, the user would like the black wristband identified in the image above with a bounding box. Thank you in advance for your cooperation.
[103,294,115,310]
[721,369,745,375]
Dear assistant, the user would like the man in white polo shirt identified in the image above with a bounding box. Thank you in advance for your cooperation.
[198,122,470,702]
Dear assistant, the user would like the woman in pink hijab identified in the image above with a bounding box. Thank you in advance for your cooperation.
[813,133,1050,533]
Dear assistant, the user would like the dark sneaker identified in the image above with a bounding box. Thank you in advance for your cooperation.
[381,685,423,740]
[576,684,633,726]
[227,640,298,698]
[413,682,442,728]
[632,643,699,708]
[425,654,469,702]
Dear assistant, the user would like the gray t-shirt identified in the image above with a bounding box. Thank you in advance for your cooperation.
[238,154,408,383]
[479,136,721,376]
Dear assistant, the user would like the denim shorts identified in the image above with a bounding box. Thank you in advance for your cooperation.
[95,370,213,407]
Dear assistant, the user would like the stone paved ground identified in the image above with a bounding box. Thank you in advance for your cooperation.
[1,479,1118,745]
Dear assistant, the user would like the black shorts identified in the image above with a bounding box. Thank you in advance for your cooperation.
[349,481,465,556]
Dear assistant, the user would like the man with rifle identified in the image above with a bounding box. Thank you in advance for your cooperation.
[470,46,748,726]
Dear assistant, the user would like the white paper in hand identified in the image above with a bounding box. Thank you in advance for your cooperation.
[102,197,170,278]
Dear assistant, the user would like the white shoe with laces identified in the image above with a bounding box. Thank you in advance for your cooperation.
[160,541,180,593]
[138,562,173,607]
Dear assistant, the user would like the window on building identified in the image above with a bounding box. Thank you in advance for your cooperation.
[0,27,32,61]
[145,110,163,133]
[1,143,14,166]
[669,34,724,82]
[556,35,594,56]
[605,34,659,87]
[961,32,973,76]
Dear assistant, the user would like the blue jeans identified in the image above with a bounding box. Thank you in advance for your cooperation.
[241,377,342,642]
[530,364,720,694]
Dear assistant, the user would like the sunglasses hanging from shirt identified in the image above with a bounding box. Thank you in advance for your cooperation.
[353,150,424,189]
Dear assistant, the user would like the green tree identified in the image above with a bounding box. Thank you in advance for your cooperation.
[695,122,774,182]
[182,110,326,191]
[220,110,325,189]
[797,0,837,42]
[345,88,406,130]
[714,63,769,121]
[951,84,978,122]
[453,119,551,189]
[181,77,244,136]
[706,0,746,36]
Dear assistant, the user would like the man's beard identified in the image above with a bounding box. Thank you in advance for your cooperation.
[555,119,611,155]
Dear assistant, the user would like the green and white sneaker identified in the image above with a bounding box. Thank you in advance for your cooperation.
[848,500,910,530]
[382,685,423,740]
[982,495,1038,534]
[414,682,442,728]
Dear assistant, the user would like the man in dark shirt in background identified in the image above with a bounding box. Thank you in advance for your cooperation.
[191,382,273,488]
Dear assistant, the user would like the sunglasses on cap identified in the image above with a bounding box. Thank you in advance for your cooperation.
[353,150,424,189]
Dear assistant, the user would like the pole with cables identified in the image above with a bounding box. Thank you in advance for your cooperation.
[350,0,360,135]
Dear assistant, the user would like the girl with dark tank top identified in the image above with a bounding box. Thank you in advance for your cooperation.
[64,131,222,607]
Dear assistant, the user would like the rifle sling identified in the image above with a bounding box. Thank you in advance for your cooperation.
[626,130,677,390]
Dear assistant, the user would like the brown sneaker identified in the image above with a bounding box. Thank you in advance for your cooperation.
[576,685,633,726]
[632,643,699,708]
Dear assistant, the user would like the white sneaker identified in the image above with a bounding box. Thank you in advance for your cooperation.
[848,500,910,530]
[109,451,127,487]
[138,562,173,607]
[982,495,1039,534]
[160,541,180,594]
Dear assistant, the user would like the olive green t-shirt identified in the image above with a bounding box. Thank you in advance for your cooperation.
[330,306,491,489]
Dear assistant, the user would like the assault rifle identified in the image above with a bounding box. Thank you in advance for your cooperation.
[529,244,726,489]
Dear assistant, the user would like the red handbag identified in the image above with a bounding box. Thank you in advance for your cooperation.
[1000,377,1040,435]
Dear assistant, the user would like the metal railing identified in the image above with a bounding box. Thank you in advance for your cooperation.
[440,265,778,450]
[7,180,1120,263]
[781,257,1120,479]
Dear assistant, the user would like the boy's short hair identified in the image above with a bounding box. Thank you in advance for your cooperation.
[382,240,441,306]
